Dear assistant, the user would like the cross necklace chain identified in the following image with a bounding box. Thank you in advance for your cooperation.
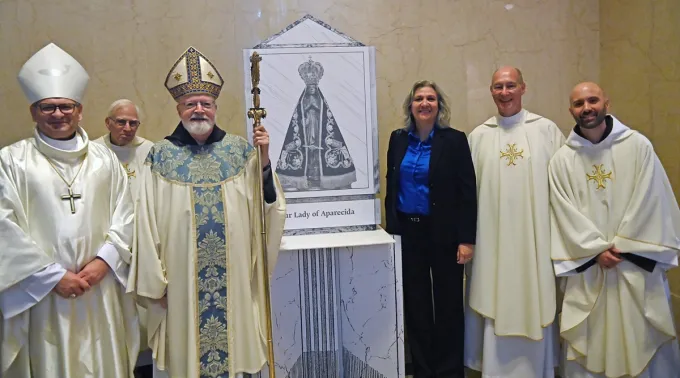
[43,155,86,214]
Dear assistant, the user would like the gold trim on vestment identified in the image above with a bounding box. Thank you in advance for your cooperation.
[560,268,676,378]
[565,337,676,378]
[615,234,680,252]
[552,233,680,261]
[223,187,235,376]
[557,273,603,337]
[191,192,201,377]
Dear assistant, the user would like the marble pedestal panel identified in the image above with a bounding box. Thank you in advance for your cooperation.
[264,229,404,378]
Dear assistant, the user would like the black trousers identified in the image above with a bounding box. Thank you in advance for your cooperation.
[400,213,464,378]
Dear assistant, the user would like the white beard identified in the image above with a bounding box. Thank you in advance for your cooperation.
[182,119,213,135]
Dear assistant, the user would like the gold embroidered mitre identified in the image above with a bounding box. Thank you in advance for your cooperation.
[298,56,324,85]
[165,46,224,100]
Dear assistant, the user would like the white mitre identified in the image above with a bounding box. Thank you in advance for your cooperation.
[17,43,90,104]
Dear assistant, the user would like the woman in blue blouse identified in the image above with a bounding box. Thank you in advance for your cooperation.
[385,80,477,378]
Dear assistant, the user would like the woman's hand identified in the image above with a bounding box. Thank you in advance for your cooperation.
[457,243,474,264]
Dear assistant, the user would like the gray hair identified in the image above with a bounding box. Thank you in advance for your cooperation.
[107,99,141,119]
[402,80,451,129]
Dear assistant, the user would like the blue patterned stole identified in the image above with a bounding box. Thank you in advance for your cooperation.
[147,135,262,377]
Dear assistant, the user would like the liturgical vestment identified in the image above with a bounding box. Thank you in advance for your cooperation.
[0,127,140,378]
[95,133,155,361]
[94,134,154,198]
[549,115,680,378]
[130,128,286,378]
[465,109,564,377]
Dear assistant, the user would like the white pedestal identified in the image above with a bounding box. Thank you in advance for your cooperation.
[265,228,405,378]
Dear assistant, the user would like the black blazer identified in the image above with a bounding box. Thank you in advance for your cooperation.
[384,126,477,247]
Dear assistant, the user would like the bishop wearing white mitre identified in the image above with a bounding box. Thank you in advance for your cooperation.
[0,43,139,377]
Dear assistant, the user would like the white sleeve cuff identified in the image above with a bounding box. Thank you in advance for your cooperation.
[630,251,679,271]
[97,242,129,288]
[0,263,66,319]
[554,256,595,277]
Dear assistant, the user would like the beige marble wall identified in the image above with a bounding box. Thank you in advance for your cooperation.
[0,0,598,177]
[600,0,680,332]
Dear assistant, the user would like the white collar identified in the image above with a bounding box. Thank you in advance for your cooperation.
[38,130,84,151]
[104,133,146,148]
[481,108,543,127]
[33,126,89,160]
[497,109,526,126]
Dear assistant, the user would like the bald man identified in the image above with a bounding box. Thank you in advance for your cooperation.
[549,82,680,377]
[465,66,564,378]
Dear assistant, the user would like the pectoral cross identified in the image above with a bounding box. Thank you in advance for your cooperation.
[61,187,82,214]
[500,143,524,166]
[586,164,613,189]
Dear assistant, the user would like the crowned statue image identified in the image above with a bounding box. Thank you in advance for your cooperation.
[276,56,357,191]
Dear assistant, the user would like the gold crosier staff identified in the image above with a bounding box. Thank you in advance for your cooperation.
[247,51,276,378]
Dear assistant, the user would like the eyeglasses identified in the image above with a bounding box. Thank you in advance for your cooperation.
[108,118,141,128]
[181,101,215,110]
[36,102,79,115]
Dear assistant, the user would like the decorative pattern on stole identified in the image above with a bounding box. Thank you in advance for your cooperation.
[147,135,258,378]
[195,185,229,376]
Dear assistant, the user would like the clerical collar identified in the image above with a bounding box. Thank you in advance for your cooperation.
[165,122,227,146]
[106,133,143,148]
[107,141,133,163]
[108,142,131,151]
[573,115,614,143]
[39,131,84,151]
[497,109,526,126]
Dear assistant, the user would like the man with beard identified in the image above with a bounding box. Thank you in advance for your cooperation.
[129,46,286,378]
[464,66,563,378]
[549,82,680,377]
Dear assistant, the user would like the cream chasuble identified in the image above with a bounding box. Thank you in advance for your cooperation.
[465,109,564,377]
[549,116,680,378]
[0,127,140,378]
[129,134,286,378]
[95,134,155,360]
[94,134,154,198]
